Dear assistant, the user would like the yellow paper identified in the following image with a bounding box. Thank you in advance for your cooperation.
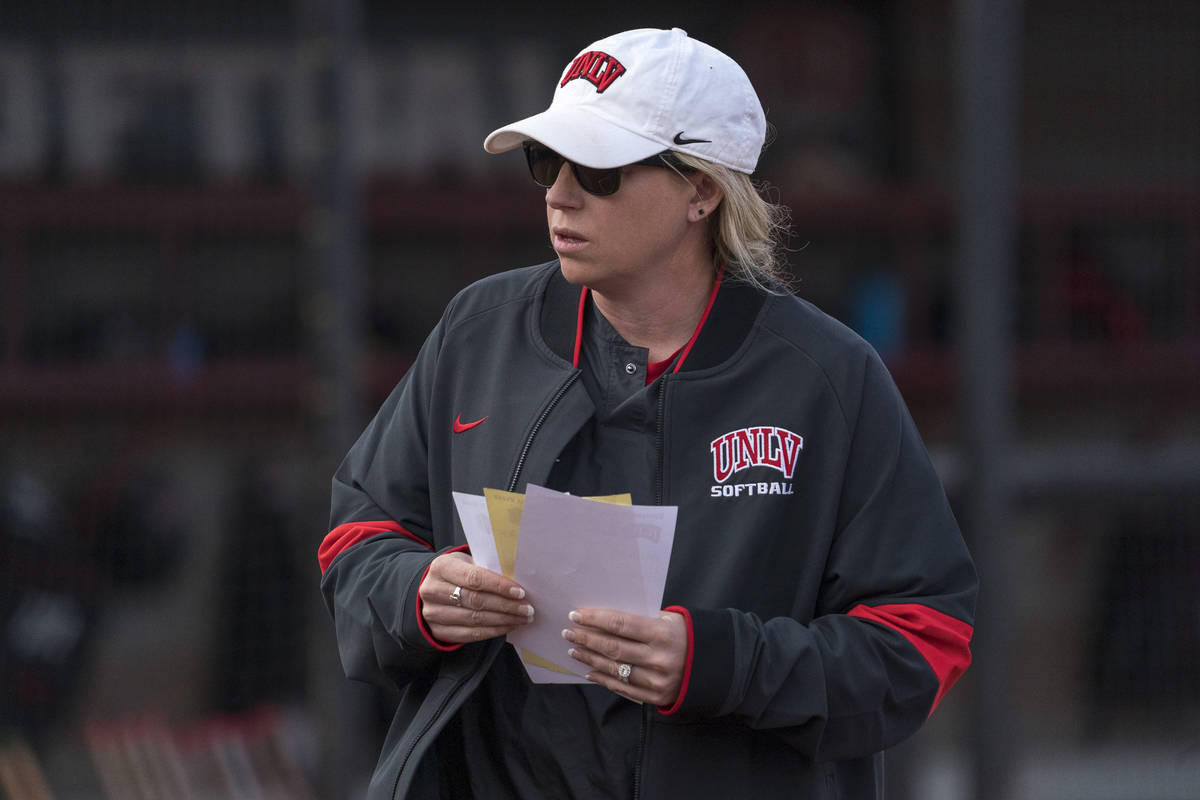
[584,493,632,506]
[521,649,577,675]
[483,488,525,579]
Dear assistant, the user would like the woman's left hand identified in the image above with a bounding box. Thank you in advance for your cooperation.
[563,608,688,707]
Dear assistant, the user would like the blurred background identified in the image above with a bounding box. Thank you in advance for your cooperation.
[0,1,1197,798]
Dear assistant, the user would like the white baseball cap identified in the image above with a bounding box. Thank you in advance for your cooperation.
[484,28,766,174]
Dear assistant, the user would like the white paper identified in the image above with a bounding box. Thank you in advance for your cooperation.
[507,484,678,679]
[451,491,502,574]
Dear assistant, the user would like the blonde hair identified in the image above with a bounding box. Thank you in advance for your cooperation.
[672,152,793,295]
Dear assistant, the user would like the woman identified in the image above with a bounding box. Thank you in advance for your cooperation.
[319,27,976,799]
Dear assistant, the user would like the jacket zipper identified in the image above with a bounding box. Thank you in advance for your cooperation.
[392,671,468,800]
[391,366,577,797]
[393,368,572,794]
[632,703,650,799]
[653,379,668,505]
[635,379,669,799]
[395,371,575,793]
[507,371,580,491]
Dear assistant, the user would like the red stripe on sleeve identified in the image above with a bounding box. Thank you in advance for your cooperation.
[848,603,973,714]
[657,605,694,715]
[317,520,432,574]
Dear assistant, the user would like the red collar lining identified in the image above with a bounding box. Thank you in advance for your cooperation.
[673,267,724,374]
[572,286,588,368]
[571,267,724,374]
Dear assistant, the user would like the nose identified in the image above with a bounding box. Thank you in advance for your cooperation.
[545,161,583,210]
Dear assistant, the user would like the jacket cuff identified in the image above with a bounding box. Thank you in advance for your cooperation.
[658,606,736,717]
[414,544,471,652]
[657,605,695,715]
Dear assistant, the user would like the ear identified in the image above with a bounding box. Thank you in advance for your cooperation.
[687,172,724,223]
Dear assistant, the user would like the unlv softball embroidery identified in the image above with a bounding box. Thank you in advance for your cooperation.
[709,426,804,497]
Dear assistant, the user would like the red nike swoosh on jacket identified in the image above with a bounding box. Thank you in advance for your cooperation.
[453,414,488,433]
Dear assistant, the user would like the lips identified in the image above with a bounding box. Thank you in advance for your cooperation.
[552,226,588,253]
[553,226,586,242]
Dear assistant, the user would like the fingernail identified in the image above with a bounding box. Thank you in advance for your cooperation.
[568,611,581,623]
[520,605,535,619]
[561,628,574,642]
[510,587,526,599]
[567,648,577,660]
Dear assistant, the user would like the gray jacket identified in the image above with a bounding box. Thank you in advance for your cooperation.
[319,261,977,798]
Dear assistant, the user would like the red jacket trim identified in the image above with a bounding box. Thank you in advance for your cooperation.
[672,267,723,375]
[573,286,588,367]
[657,605,694,715]
[576,267,721,377]
[317,520,432,574]
[848,602,973,713]
[415,544,471,652]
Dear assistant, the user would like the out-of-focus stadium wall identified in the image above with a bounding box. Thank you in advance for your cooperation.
[1,2,1196,798]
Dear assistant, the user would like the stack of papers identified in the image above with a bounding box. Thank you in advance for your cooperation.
[452,484,678,683]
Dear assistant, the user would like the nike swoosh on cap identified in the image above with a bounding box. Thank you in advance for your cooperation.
[673,131,711,145]
[453,414,488,433]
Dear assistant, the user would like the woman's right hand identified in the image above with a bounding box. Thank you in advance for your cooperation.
[418,551,535,644]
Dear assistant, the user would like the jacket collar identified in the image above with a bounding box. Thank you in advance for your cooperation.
[537,261,768,373]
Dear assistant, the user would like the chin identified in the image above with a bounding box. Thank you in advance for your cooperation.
[557,257,594,287]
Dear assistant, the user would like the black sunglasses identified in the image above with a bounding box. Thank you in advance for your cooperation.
[522,142,692,196]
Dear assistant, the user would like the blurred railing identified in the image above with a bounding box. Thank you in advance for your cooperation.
[2,181,1196,417]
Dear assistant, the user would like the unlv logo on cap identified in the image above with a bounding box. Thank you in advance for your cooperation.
[560,51,627,92]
